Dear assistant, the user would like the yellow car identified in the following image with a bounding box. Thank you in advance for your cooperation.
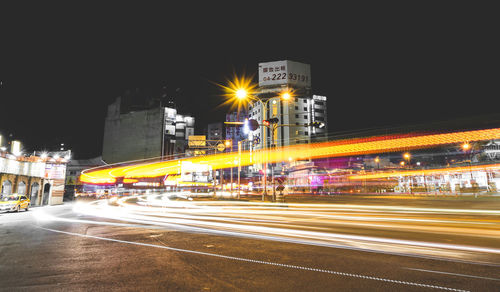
[0,194,30,212]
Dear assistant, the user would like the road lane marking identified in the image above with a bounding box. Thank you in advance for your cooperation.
[406,268,500,281]
[37,225,469,292]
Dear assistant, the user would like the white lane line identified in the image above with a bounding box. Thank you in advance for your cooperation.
[37,225,469,292]
[406,268,500,281]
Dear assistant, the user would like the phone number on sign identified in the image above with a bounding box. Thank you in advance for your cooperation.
[263,73,309,82]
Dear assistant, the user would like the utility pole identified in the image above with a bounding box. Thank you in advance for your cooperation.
[238,141,242,199]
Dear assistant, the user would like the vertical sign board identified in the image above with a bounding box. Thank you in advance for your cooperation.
[45,163,67,204]
[258,60,311,88]
[11,141,21,156]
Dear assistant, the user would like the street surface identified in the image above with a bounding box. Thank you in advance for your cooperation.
[1,194,499,291]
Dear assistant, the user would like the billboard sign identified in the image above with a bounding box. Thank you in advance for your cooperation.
[45,163,66,180]
[258,60,311,88]
[188,135,206,147]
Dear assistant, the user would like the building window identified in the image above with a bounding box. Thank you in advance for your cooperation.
[304,115,308,119]
[305,131,308,135]
[303,107,307,111]
[295,114,299,118]
[295,106,298,110]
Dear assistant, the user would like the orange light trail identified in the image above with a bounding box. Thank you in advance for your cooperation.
[80,127,500,185]
[348,163,500,181]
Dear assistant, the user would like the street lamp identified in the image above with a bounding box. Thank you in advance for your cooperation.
[403,152,411,169]
[229,85,292,201]
[462,142,474,189]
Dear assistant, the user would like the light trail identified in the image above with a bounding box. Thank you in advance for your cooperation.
[349,163,500,180]
[36,197,500,266]
[80,127,500,184]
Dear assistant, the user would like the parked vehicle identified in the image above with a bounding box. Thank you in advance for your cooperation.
[0,194,30,212]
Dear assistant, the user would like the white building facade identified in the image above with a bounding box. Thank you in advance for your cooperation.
[248,60,328,149]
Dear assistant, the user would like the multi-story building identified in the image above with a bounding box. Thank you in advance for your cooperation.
[102,96,195,164]
[0,138,69,206]
[248,60,328,149]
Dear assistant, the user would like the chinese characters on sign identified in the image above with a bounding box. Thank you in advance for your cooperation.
[258,60,311,87]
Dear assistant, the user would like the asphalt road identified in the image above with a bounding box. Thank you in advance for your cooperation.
[0,195,499,292]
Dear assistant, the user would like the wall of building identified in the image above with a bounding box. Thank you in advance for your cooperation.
[103,107,163,164]
[103,96,196,164]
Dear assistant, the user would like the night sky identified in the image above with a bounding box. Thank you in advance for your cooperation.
[1,3,498,159]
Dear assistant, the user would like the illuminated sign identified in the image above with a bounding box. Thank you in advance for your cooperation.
[259,60,311,88]
[188,135,206,147]
[45,163,66,179]
[11,140,21,156]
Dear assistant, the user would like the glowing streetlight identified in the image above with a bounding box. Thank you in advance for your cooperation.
[281,91,291,100]
[235,89,247,100]
[462,142,471,151]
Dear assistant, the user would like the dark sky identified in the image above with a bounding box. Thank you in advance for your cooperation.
[1,3,498,159]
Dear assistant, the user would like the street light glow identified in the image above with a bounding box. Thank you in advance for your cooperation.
[218,74,258,112]
[281,92,291,100]
[236,89,247,99]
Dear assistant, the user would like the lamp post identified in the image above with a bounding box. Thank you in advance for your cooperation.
[231,87,291,201]
[225,140,233,196]
[462,142,475,195]
[403,152,412,193]
[238,140,242,199]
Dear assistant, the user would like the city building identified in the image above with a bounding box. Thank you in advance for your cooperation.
[0,138,69,206]
[102,95,195,164]
[248,60,328,149]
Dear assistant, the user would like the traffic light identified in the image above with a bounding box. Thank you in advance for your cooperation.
[268,117,279,124]
[311,121,325,128]
[262,118,278,127]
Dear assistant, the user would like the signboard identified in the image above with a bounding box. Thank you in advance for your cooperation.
[216,143,226,152]
[188,135,206,147]
[11,141,21,156]
[259,60,311,88]
[45,163,66,180]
